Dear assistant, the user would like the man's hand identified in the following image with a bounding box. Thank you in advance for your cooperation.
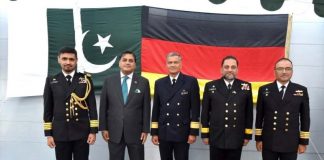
[140,132,148,144]
[151,135,159,145]
[47,136,56,148]
[256,141,263,152]
[187,135,196,144]
[243,139,249,146]
[298,145,307,154]
[202,138,209,145]
[101,130,109,142]
[87,133,96,145]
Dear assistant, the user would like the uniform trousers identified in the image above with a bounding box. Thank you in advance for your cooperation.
[54,138,89,160]
[262,149,297,160]
[210,145,242,160]
[159,139,189,160]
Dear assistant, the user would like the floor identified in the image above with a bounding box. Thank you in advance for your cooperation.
[0,96,323,160]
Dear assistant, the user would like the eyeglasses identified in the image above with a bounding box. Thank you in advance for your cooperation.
[275,67,293,72]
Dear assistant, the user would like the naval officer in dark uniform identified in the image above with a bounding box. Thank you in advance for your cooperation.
[201,55,253,160]
[151,52,200,160]
[255,58,310,160]
[43,47,98,160]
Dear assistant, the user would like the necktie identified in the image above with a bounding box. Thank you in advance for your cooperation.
[279,85,286,99]
[66,75,72,85]
[227,83,232,90]
[172,78,176,86]
[122,76,129,104]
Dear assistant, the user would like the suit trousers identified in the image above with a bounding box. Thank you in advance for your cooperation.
[262,149,297,160]
[108,135,144,160]
[210,145,242,160]
[54,138,89,160]
[159,139,190,160]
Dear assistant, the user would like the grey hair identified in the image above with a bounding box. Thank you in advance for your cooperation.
[166,51,182,61]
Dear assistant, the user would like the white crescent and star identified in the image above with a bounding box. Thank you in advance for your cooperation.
[73,7,117,74]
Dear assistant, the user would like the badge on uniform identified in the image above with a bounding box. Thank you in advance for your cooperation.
[181,89,188,95]
[209,85,216,93]
[78,77,86,83]
[134,89,141,93]
[241,83,250,90]
[232,90,237,94]
[293,90,303,96]
[263,88,270,96]
[50,78,58,84]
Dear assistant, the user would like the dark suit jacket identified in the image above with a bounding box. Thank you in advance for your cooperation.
[201,78,253,149]
[43,72,98,141]
[255,81,310,152]
[99,73,151,144]
[151,73,200,142]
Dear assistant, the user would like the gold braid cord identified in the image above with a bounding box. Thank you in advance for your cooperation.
[69,75,91,117]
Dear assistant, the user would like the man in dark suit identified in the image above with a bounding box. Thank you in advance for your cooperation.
[99,51,151,160]
[43,47,98,160]
[151,52,200,160]
[201,55,253,160]
[255,58,310,160]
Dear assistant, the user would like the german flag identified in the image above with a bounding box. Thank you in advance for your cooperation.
[141,6,291,102]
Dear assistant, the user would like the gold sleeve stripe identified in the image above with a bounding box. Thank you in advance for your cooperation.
[245,128,253,134]
[201,127,209,133]
[90,120,99,127]
[151,122,158,129]
[300,131,310,139]
[44,122,52,130]
[255,129,262,136]
[190,122,200,129]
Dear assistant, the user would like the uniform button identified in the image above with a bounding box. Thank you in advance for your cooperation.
[176,113,180,116]
[76,118,79,121]
[74,102,77,105]
[225,103,229,106]
[66,119,70,122]
[66,108,69,111]
[274,111,278,114]
[234,117,237,120]
[233,125,236,128]
[285,129,289,132]
[167,123,170,126]
[75,107,78,111]
[166,113,169,116]
[273,122,277,125]
[233,110,237,113]
[286,118,289,121]
[225,110,228,113]
[66,114,69,117]
[286,112,290,115]
[225,124,228,128]
[75,113,78,116]
[166,103,170,106]
[177,124,180,127]
[65,102,68,105]
[177,102,180,106]
[273,127,276,131]
[274,116,277,120]
[285,123,289,126]
[234,103,237,106]
[225,117,228,120]
[212,91,214,93]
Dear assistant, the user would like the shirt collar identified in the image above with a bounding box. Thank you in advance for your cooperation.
[276,81,289,90]
[120,72,133,80]
[223,79,235,86]
[62,70,75,78]
[169,73,180,82]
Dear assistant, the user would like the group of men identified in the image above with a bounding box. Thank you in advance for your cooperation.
[43,46,310,160]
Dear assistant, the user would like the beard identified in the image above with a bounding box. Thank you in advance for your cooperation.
[223,73,236,81]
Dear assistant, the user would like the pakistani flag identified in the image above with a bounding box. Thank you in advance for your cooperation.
[48,6,290,101]
[47,6,142,91]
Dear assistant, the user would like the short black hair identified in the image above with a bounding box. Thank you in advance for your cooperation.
[221,55,239,67]
[274,57,293,69]
[119,51,137,63]
[58,46,77,58]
